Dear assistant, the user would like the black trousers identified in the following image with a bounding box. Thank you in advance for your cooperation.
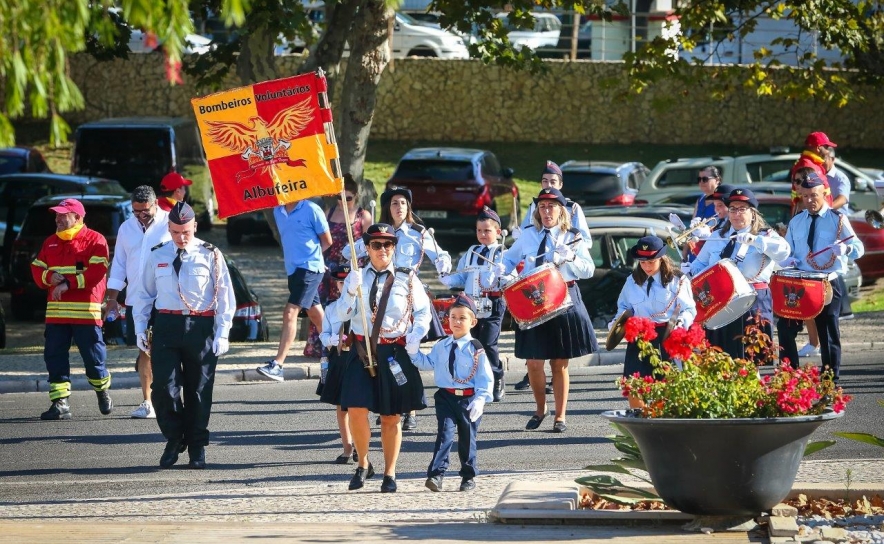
[150,314,218,447]
[427,389,480,479]
[471,296,505,379]
[777,277,843,379]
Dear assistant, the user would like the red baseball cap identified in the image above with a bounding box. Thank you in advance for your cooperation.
[49,198,86,217]
[160,172,193,192]
[805,132,837,148]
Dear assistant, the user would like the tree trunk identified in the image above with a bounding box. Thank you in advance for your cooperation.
[336,0,392,212]
[298,0,362,102]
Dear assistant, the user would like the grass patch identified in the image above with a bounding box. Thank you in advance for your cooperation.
[852,278,884,313]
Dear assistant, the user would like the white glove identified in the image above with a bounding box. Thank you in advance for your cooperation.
[554,244,575,263]
[693,225,712,239]
[439,274,456,288]
[405,342,420,356]
[435,257,451,275]
[680,262,692,275]
[342,268,363,297]
[136,332,150,353]
[607,318,616,330]
[511,226,521,240]
[323,333,340,348]
[467,398,485,422]
[405,330,423,346]
[491,262,506,276]
[833,243,849,256]
[213,337,229,356]
[779,257,798,268]
[689,217,703,228]
[735,232,756,246]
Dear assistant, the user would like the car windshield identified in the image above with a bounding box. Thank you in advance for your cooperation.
[0,156,26,175]
[394,160,474,181]
[83,181,130,195]
[757,202,791,226]
[564,172,620,192]
[748,159,796,182]
[657,166,727,188]
[21,206,120,238]
[74,128,172,188]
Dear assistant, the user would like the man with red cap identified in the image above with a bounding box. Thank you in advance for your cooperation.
[790,132,834,216]
[157,172,192,212]
[30,198,113,420]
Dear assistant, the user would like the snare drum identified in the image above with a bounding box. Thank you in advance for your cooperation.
[432,296,457,335]
[691,259,757,330]
[770,269,833,320]
[503,263,573,330]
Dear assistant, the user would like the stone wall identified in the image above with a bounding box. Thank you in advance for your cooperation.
[64,53,884,148]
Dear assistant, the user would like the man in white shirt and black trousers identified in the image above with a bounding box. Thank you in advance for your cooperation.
[132,202,235,469]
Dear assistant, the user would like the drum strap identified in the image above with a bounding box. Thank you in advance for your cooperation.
[369,274,395,361]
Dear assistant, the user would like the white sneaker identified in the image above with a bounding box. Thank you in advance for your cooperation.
[797,343,821,357]
[131,401,156,419]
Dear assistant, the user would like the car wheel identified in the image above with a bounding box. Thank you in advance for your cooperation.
[407,48,437,57]
[10,293,36,321]
[227,225,243,246]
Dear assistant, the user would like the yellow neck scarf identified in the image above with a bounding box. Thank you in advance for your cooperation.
[165,197,178,206]
[56,223,84,241]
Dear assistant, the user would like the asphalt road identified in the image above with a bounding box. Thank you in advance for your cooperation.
[1,353,882,506]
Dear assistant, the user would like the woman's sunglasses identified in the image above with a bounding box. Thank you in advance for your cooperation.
[369,241,395,250]
[338,196,354,202]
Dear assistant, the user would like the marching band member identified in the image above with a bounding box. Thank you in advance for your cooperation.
[331,223,432,493]
[681,183,736,269]
[691,188,790,361]
[441,206,507,402]
[778,173,863,381]
[613,236,696,408]
[495,188,595,433]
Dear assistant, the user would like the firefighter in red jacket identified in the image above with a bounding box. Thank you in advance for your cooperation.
[30,198,114,420]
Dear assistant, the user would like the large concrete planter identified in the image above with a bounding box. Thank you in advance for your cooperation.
[601,409,843,516]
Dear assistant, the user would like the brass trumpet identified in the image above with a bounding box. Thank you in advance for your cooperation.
[667,216,719,249]
[865,209,884,230]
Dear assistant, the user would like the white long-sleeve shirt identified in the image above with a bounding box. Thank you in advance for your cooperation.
[106,209,171,294]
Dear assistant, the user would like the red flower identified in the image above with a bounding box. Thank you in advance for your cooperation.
[662,326,694,361]
[738,368,749,377]
[624,316,658,343]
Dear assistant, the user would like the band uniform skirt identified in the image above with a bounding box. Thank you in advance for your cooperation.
[317,346,348,404]
[514,283,597,360]
[706,287,773,363]
[339,341,427,415]
[623,323,670,378]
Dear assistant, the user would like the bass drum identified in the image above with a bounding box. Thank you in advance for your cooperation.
[503,263,573,330]
[691,259,757,330]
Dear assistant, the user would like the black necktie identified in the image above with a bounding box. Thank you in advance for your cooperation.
[369,270,387,312]
[173,248,184,275]
[808,214,819,252]
[720,236,736,259]
[646,276,654,296]
[536,229,550,265]
[448,341,457,376]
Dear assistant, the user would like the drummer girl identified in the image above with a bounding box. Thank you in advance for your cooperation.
[690,188,790,360]
[614,236,696,409]
[331,223,432,493]
[496,188,596,433]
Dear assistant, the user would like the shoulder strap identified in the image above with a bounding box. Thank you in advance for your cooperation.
[369,273,396,359]
[410,223,425,234]
[151,241,168,251]
[469,338,484,353]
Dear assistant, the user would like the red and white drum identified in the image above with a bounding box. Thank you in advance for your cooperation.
[770,269,833,320]
[503,263,573,330]
[691,259,757,330]
[432,296,457,335]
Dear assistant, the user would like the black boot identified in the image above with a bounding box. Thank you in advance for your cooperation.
[348,462,375,490]
[188,446,206,469]
[160,439,186,468]
[96,390,113,415]
[493,375,505,402]
[40,398,71,420]
[514,373,530,391]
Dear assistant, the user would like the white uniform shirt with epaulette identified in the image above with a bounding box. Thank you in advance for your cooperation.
[410,334,494,403]
[329,263,431,339]
[617,272,696,326]
[785,206,864,275]
[691,227,791,283]
[446,243,506,297]
[343,222,452,271]
[502,226,594,282]
[131,239,235,339]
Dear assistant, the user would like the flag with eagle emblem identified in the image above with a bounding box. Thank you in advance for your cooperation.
[191,71,343,219]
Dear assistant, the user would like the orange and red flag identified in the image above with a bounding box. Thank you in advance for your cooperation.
[191,72,342,219]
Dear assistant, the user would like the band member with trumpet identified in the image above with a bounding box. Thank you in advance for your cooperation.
[331,223,432,493]
[690,188,790,360]
[441,206,507,402]
[495,188,595,433]
[681,183,735,264]
[612,236,696,408]
[778,174,864,381]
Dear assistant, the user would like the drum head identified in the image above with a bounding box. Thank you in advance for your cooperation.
[605,309,633,351]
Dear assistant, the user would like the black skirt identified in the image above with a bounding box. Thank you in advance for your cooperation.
[623,324,670,378]
[706,288,774,363]
[339,341,427,415]
[514,284,597,360]
[317,347,349,404]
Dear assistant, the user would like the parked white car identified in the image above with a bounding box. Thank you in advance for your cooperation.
[494,11,561,50]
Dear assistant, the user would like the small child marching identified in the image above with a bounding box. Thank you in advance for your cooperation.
[407,293,493,492]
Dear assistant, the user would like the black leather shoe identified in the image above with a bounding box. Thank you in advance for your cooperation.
[96,390,113,415]
[425,475,444,492]
[40,398,72,420]
[159,439,186,468]
[513,374,531,391]
[188,446,206,469]
[380,475,397,493]
[525,412,547,431]
[348,463,375,490]
[402,414,417,431]
[459,478,476,492]
[493,376,505,402]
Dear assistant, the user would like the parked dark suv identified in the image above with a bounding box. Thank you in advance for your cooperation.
[0,146,51,175]
[560,160,650,207]
[70,117,215,227]
[385,148,519,240]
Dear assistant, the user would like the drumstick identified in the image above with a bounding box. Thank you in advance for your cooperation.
[808,235,855,259]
